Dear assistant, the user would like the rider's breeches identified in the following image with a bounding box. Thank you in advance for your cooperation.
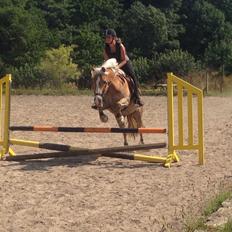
[121,61,140,96]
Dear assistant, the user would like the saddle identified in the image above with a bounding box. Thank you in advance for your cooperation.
[115,70,135,95]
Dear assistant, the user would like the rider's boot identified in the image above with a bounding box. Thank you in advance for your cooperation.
[134,89,144,106]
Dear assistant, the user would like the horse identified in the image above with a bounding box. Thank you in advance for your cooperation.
[91,58,144,145]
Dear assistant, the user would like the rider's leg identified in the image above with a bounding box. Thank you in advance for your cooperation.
[121,62,144,106]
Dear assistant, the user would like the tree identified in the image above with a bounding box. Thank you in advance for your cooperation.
[70,0,122,31]
[73,24,103,77]
[26,0,73,45]
[121,2,168,58]
[180,0,225,60]
[154,49,196,80]
[0,6,50,69]
[39,45,81,88]
[70,0,122,74]
[141,0,184,52]
[209,0,232,23]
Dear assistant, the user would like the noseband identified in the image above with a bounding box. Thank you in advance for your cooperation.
[94,76,111,98]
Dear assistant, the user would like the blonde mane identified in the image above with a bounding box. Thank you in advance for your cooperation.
[102,58,118,69]
[92,58,125,78]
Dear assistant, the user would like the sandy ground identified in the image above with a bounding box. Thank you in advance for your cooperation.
[0,95,231,232]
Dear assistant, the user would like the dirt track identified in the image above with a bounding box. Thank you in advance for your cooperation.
[0,95,231,232]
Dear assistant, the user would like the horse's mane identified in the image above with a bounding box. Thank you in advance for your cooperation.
[102,58,126,76]
[92,58,125,77]
[101,58,118,69]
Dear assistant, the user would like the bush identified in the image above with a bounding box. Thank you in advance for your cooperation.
[132,57,153,83]
[38,45,81,88]
[154,49,197,80]
[10,64,42,88]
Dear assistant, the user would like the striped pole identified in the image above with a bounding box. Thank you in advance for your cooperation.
[10,126,166,134]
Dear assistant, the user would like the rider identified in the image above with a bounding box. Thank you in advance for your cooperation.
[103,28,144,106]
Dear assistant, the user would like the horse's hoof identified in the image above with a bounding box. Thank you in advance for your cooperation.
[100,114,108,123]
[91,105,98,110]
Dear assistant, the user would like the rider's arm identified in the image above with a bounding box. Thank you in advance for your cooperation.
[117,44,128,69]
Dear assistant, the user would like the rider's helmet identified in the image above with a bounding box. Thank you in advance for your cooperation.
[104,28,117,37]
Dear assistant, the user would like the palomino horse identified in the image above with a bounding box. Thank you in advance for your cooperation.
[91,58,144,145]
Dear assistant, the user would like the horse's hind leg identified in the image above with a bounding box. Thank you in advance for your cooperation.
[134,107,144,144]
[139,133,144,144]
[115,113,128,146]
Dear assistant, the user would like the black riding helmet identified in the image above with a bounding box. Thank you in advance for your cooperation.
[105,28,117,37]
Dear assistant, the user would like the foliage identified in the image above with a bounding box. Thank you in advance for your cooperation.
[25,0,74,45]
[0,6,50,69]
[38,45,80,88]
[73,24,103,77]
[205,40,232,71]
[10,64,41,88]
[205,22,232,74]
[121,1,168,58]
[70,0,122,30]
[204,191,232,217]
[154,49,196,80]
[0,0,231,88]
[132,57,153,83]
[180,0,226,59]
[209,0,232,23]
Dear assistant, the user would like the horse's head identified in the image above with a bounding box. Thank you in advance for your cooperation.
[91,59,118,109]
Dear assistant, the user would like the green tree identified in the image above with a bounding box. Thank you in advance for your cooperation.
[132,57,153,83]
[154,49,196,80]
[73,24,103,77]
[122,1,168,58]
[26,0,73,44]
[205,20,232,72]
[180,0,225,59]
[39,45,80,88]
[0,6,50,69]
[70,0,122,74]
[71,0,122,30]
[209,0,232,23]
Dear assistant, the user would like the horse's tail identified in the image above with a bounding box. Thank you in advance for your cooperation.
[127,108,144,139]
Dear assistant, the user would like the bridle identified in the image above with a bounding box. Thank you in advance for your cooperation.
[94,73,111,99]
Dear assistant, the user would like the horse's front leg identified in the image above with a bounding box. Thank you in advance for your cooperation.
[99,110,108,123]
[115,112,128,146]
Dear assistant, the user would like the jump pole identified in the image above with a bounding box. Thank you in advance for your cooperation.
[5,151,167,163]
[6,139,167,163]
[9,138,166,153]
[10,126,166,134]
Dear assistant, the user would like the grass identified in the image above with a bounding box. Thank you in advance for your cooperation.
[203,191,232,217]
[219,219,232,232]
[184,190,232,232]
